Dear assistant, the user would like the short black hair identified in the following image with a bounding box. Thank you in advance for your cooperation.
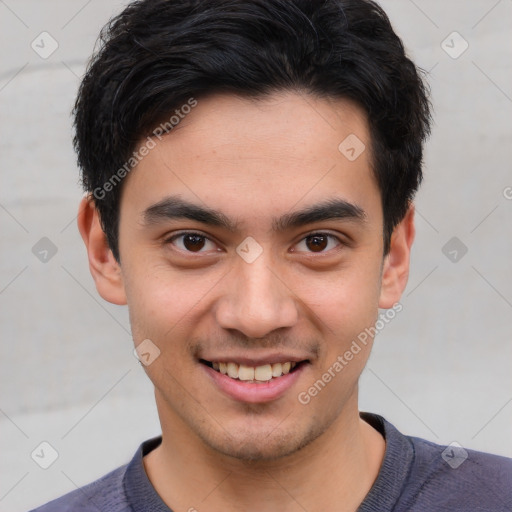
[73,0,431,262]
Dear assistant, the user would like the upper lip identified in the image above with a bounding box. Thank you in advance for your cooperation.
[200,353,310,366]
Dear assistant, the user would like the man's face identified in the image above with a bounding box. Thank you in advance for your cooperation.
[117,92,387,460]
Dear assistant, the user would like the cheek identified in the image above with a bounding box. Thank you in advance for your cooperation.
[122,261,221,342]
[295,259,382,336]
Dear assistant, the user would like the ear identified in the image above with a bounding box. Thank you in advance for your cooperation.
[378,203,415,308]
[77,196,127,305]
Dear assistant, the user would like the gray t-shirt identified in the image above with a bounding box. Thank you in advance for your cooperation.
[29,412,512,511]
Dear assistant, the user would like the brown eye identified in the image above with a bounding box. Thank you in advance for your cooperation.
[294,233,341,254]
[305,234,329,252]
[182,234,206,252]
[168,232,217,253]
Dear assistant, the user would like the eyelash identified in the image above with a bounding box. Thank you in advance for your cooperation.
[165,231,343,255]
[166,231,219,253]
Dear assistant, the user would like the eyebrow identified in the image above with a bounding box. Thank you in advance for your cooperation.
[143,196,240,232]
[273,198,366,231]
[142,195,367,233]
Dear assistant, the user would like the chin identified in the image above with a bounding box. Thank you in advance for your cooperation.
[198,419,326,463]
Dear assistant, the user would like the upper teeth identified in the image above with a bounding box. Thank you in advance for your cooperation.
[211,361,297,381]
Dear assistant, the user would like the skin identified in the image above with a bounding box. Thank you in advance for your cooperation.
[78,92,415,512]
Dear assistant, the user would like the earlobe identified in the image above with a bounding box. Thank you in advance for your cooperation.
[378,204,416,309]
[77,196,127,305]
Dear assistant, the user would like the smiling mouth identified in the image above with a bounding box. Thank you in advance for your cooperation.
[200,359,308,383]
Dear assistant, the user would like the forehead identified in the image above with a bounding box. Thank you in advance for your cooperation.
[119,91,381,228]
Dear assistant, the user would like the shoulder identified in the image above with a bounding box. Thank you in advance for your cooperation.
[28,464,130,512]
[404,435,512,511]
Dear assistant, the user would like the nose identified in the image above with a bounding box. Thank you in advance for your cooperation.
[214,253,299,339]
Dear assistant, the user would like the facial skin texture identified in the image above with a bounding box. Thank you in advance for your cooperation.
[78,92,415,512]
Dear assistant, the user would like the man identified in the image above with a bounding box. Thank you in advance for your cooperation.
[31,0,512,511]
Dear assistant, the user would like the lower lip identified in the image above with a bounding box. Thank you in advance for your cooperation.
[202,363,308,403]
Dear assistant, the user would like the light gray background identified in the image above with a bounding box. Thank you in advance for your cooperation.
[0,0,511,510]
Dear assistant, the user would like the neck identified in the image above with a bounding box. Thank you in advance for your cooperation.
[144,395,385,512]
